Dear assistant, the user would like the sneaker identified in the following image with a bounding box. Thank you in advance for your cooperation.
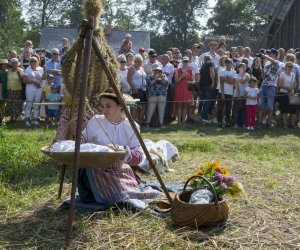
[202,119,210,124]
[272,119,277,125]
[233,124,239,129]
[250,126,254,130]
[262,117,267,125]
[266,123,273,129]
[256,124,262,130]
[33,119,39,126]
[246,126,250,130]
[212,117,218,124]
[25,120,31,127]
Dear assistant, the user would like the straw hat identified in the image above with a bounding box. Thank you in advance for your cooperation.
[0,59,9,64]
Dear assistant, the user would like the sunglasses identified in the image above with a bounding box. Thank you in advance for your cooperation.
[30,60,38,63]
[286,65,293,68]
[52,53,58,55]
[120,61,126,63]
[150,55,157,58]
[183,60,189,63]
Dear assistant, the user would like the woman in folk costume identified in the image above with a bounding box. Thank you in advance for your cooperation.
[79,92,160,203]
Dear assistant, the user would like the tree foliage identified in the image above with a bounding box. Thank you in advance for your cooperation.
[59,0,83,28]
[207,0,266,36]
[101,0,143,30]
[140,0,208,51]
[0,0,26,55]
[26,0,67,29]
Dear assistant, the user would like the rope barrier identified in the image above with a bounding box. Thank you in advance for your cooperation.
[0,92,299,105]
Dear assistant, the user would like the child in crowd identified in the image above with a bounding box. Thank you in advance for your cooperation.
[46,83,61,125]
[232,63,250,128]
[218,58,236,127]
[42,74,54,123]
[245,77,259,130]
[119,34,133,55]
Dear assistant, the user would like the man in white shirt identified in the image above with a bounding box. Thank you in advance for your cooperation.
[161,54,174,83]
[143,49,160,76]
[238,47,254,68]
[199,40,220,68]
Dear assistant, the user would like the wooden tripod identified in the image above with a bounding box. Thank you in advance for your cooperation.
[63,17,172,246]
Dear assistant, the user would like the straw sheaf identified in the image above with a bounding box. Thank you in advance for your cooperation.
[83,0,103,28]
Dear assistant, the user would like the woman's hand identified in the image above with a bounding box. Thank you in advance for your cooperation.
[106,144,118,150]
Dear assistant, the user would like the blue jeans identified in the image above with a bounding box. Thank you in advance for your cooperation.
[258,85,276,111]
[200,88,214,120]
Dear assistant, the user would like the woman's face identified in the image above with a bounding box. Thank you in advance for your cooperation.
[11,62,19,70]
[30,58,39,68]
[134,58,142,67]
[238,66,245,73]
[127,54,134,63]
[254,58,261,66]
[285,64,293,73]
[100,97,122,122]
[231,49,237,56]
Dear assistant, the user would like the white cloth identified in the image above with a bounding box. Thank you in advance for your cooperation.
[118,68,130,93]
[238,56,254,68]
[178,61,199,77]
[262,60,280,86]
[142,60,160,76]
[24,66,44,92]
[219,69,236,95]
[199,52,220,68]
[25,88,43,119]
[217,66,225,90]
[245,87,259,105]
[234,73,250,97]
[139,139,179,173]
[162,62,175,83]
[81,115,142,162]
[278,72,296,93]
[51,140,114,152]
[131,67,147,89]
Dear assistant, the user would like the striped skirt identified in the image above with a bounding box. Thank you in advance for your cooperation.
[86,161,161,203]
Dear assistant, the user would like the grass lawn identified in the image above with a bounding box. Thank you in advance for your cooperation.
[0,121,299,249]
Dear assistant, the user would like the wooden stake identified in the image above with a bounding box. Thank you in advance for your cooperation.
[65,17,94,246]
[58,20,88,200]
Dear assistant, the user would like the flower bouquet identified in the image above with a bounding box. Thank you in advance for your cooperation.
[171,160,244,228]
[192,160,244,201]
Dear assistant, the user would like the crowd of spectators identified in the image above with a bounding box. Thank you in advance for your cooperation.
[1,34,300,131]
[0,38,66,126]
[116,34,300,129]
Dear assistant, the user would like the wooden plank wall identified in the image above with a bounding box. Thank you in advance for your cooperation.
[268,0,300,50]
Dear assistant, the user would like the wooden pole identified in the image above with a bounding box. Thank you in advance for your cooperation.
[91,38,173,204]
[58,20,88,200]
[65,17,94,246]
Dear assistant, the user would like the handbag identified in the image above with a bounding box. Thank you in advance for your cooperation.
[288,92,300,105]
[288,74,300,105]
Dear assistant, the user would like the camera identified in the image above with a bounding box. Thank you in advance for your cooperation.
[232,58,238,63]
[256,53,263,58]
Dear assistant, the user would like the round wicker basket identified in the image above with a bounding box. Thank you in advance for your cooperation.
[41,146,126,168]
[171,175,229,228]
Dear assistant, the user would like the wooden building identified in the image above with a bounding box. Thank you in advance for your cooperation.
[257,0,300,50]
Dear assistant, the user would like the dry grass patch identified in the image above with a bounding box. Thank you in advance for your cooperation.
[0,123,300,249]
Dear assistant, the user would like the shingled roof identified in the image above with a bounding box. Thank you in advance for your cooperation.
[39,27,150,55]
